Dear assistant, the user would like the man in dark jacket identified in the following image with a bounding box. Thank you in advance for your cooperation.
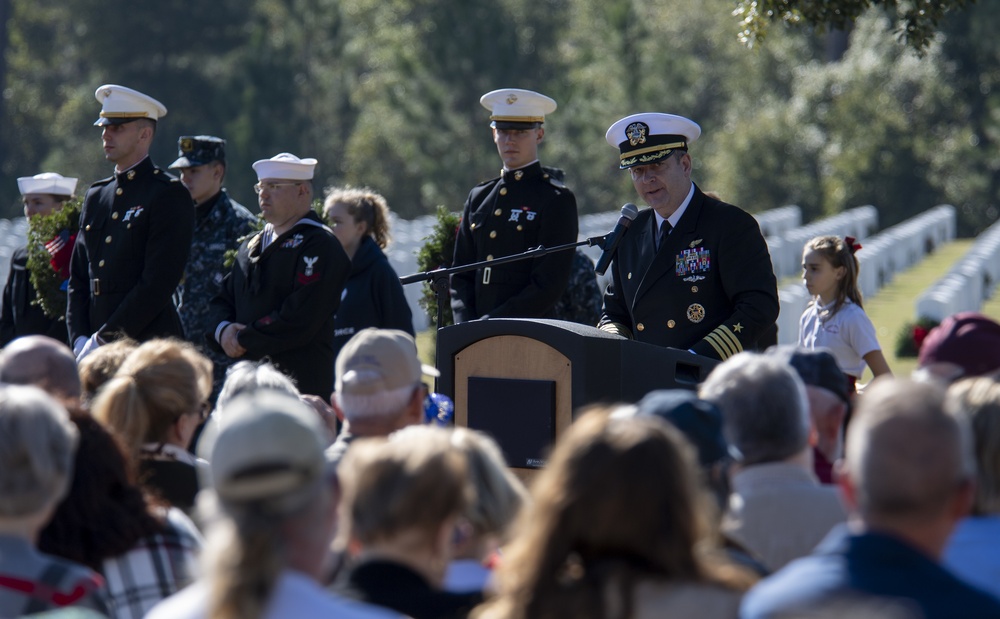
[208,153,350,398]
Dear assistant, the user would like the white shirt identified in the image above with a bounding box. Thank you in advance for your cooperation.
[798,298,881,378]
[146,569,401,619]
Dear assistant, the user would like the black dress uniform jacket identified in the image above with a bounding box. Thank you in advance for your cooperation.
[0,246,67,346]
[332,235,414,365]
[451,162,578,322]
[67,157,194,343]
[599,185,779,360]
[208,212,350,398]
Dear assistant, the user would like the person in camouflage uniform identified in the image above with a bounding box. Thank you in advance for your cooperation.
[551,248,603,326]
[169,136,256,399]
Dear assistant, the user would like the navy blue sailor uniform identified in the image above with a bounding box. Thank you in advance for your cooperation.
[0,246,68,346]
[450,162,579,322]
[207,211,350,398]
[599,185,779,360]
[67,157,194,344]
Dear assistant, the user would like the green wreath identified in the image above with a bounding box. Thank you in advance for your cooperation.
[416,206,460,328]
[894,316,940,358]
[26,198,82,319]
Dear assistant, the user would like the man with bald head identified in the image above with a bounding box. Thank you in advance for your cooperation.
[0,335,81,407]
[741,378,1000,619]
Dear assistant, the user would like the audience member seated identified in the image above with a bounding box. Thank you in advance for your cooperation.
[77,337,138,405]
[766,345,852,484]
[334,426,481,619]
[0,335,83,409]
[0,385,109,616]
[37,413,202,618]
[916,312,1000,384]
[700,352,847,572]
[478,408,755,619]
[147,390,396,619]
[942,376,1000,599]
[439,427,528,595]
[90,339,213,512]
[327,328,437,468]
[741,378,1000,619]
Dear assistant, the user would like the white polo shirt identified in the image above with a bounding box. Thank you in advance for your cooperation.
[798,299,881,378]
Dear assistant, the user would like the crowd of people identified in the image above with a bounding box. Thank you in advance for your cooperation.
[1,80,999,618]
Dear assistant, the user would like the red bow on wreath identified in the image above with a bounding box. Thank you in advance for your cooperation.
[845,236,862,254]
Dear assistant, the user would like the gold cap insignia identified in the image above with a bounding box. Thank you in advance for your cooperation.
[626,122,648,147]
[180,138,194,152]
[506,93,518,105]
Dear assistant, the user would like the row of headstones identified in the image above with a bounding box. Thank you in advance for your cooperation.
[915,216,1000,322]
[775,205,958,345]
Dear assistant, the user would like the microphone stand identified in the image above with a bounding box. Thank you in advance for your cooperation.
[399,234,611,390]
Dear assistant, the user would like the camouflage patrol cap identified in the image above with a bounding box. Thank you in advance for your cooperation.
[169,135,226,169]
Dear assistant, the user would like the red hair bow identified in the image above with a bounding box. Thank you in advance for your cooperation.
[845,236,862,254]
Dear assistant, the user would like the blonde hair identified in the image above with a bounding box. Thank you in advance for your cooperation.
[804,235,863,315]
[323,185,393,249]
[947,377,1000,515]
[449,427,527,540]
[336,426,468,551]
[90,339,212,458]
[78,338,139,403]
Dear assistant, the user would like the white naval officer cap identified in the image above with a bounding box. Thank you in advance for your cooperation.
[252,153,318,181]
[605,112,701,169]
[480,88,557,129]
[17,173,78,197]
[93,84,167,126]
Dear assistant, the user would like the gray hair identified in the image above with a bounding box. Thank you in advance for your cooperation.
[699,352,810,465]
[947,377,1000,515]
[848,378,974,521]
[335,381,418,423]
[216,360,299,413]
[0,385,78,518]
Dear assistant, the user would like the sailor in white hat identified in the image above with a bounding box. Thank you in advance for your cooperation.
[208,153,350,398]
[597,112,779,362]
[1,174,81,345]
[449,88,579,323]
[67,84,195,361]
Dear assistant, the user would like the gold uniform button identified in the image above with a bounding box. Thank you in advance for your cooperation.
[486,255,493,261]
[668,320,676,328]
[85,225,92,231]
[489,230,497,239]
[494,209,502,216]
[105,236,112,244]
[691,285,699,293]
[98,260,105,267]
[112,212,119,220]
[517,225,523,231]
[499,188,508,196]
[636,323,645,332]
[627,272,632,280]
[115,188,123,196]
[470,223,477,230]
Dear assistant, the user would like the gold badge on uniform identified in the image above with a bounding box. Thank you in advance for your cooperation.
[687,303,705,323]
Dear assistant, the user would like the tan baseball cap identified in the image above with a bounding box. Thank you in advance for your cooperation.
[335,328,439,398]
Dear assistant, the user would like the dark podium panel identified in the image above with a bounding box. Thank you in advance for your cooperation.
[437,319,720,472]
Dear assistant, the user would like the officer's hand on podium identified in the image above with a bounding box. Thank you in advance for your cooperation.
[598,322,633,339]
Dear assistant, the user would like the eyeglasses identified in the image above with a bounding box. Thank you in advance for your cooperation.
[253,182,302,195]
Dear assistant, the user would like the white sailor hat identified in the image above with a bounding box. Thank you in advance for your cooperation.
[605,113,701,169]
[17,173,78,197]
[252,153,318,181]
[480,88,557,129]
[93,84,167,127]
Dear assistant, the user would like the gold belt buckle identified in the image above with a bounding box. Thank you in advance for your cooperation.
[91,278,101,296]
[482,267,491,285]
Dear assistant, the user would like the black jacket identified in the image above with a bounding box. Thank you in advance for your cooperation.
[451,162,578,322]
[0,246,68,346]
[336,559,483,619]
[599,185,779,360]
[332,235,414,364]
[208,212,350,397]
[67,157,194,343]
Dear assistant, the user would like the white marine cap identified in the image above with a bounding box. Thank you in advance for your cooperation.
[17,173,78,197]
[480,88,557,129]
[93,84,167,126]
[605,112,701,169]
[252,153,318,181]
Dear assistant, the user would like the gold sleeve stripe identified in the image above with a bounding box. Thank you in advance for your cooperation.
[704,334,729,359]
[715,325,744,354]
[705,332,737,359]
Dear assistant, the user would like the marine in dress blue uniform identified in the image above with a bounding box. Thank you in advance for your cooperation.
[68,85,194,359]
[208,154,350,398]
[598,113,778,360]
[450,89,579,322]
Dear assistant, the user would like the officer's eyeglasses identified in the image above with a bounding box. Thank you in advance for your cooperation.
[254,182,302,194]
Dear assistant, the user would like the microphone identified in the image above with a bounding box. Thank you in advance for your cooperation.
[594,203,639,276]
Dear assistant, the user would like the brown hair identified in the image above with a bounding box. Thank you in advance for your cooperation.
[78,337,139,403]
[480,408,752,619]
[90,339,211,459]
[947,377,1000,515]
[803,235,863,315]
[323,186,393,249]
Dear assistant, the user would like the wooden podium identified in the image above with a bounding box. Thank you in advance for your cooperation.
[436,319,719,473]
